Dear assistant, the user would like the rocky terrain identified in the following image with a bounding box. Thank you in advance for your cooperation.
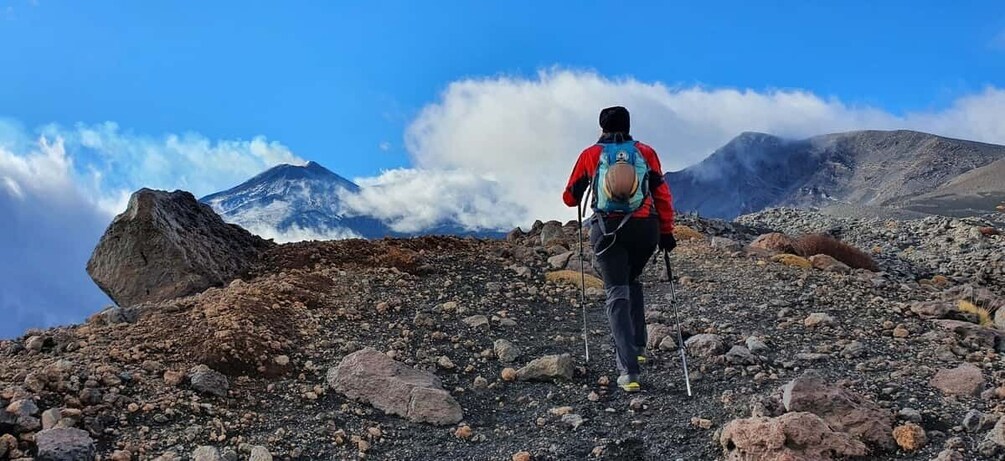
[2,189,1005,460]
[667,130,1005,220]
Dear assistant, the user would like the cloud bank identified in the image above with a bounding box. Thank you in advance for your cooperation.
[0,119,303,338]
[345,70,1005,231]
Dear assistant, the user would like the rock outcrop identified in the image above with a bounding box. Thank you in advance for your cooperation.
[87,188,272,307]
[781,374,895,448]
[720,412,868,460]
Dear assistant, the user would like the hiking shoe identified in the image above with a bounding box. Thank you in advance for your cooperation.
[617,374,641,393]
[637,347,647,364]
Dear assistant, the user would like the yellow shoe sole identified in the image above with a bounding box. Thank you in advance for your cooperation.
[620,382,641,393]
[637,355,647,364]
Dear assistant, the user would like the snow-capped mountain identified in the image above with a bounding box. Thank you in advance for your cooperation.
[200,161,394,242]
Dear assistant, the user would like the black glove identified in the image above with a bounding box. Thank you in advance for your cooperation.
[659,233,677,252]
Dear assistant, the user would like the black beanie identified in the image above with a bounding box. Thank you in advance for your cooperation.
[599,106,630,133]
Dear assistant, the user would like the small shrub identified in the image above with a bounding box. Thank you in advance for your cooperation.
[794,234,879,271]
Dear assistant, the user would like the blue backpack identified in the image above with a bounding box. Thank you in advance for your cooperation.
[593,141,650,215]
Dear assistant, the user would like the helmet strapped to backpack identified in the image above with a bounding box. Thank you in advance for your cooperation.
[593,140,650,215]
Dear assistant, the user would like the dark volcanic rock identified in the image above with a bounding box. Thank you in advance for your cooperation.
[87,188,273,307]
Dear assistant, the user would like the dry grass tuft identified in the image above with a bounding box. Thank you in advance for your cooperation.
[958,300,993,327]
[794,234,879,271]
[771,254,812,269]
[673,225,704,241]
[545,270,604,290]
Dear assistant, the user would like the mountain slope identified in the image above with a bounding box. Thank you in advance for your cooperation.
[666,130,1005,219]
[200,161,394,241]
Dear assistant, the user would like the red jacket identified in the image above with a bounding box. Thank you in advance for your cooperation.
[562,138,675,234]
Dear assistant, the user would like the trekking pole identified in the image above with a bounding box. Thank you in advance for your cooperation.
[577,199,591,363]
[663,249,693,397]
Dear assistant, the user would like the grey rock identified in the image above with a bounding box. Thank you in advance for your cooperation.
[540,221,565,247]
[191,446,223,461]
[684,334,726,357]
[326,347,462,425]
[910,301,953,319]
[803,312,835,328]
[725,346,756,365]
[897,407,922,424]
[547,252,574,270]
[87,189,272,307]
[35,428,96,461]
[248,446,273,461]
[493,339,520,363]
[516,354,574,382]
[462,315,489,329]
[646,323,672,351]
[986,416,1005,448]
[189,365,229,397]
[745,336,769,354]
[963,409,988,433]
[561,413,585,429]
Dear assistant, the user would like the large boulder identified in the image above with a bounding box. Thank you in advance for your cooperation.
[516,354,574,381]
[326,347,462,425]
[720,412,868,460]
[781,374,895,448]
[87,189,272,307]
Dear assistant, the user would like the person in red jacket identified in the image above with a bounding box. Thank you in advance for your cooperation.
[562,106,676,392]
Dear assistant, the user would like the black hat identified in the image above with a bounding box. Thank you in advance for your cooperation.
[599,106,630,133]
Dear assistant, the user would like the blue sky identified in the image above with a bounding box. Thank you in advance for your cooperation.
[3,1,1004,179]
[2,0,1005,337]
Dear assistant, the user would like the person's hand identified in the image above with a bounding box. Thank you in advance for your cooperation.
[659,233,677,252]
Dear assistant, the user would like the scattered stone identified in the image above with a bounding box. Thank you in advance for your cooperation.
[750,233,799,254]
[893,325,910,338]
[547,252,573,270]
[782,374,895,448]
[25,335,45,352]
[326,347,463,425]
[720,412,867,460]
[560,413,585,429]
[963,409,988,433]
[691,417,713,429]
[436,355,456,370]
[933,449,964,461]
[516,354,574,382]
[41,407,62,430]
[511,451,532,461]
[163,370,185,387]
[684,334,725,357]
[248,446,273,461]
[191,446,223,461]
[930,363,985,397]
[189,365,230,397]
[274,355,290,366]
[985,416,1005,448]
[898,407,922,424]
[472,376,488,389]
[35,428,97,461]
[931,319,999,350]
[725,346,756,365]
[493,339,520,363]
[893,422,927,452]
[501,368,517,382]
[803,313,835,328]
[910,301,953,319]
[745,336,769,354]
[454,425,473,439]
[809,254,851,273]
[462,315,489,329]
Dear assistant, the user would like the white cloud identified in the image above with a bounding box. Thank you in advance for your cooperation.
[342,168,524,232]
[379,141,392,152]
[0,120,305,337]
[341,69,1005,229]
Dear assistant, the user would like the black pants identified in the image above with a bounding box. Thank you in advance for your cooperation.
[589,216,659,375]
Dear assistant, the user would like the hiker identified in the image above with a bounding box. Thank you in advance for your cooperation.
[562,106,676,392]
